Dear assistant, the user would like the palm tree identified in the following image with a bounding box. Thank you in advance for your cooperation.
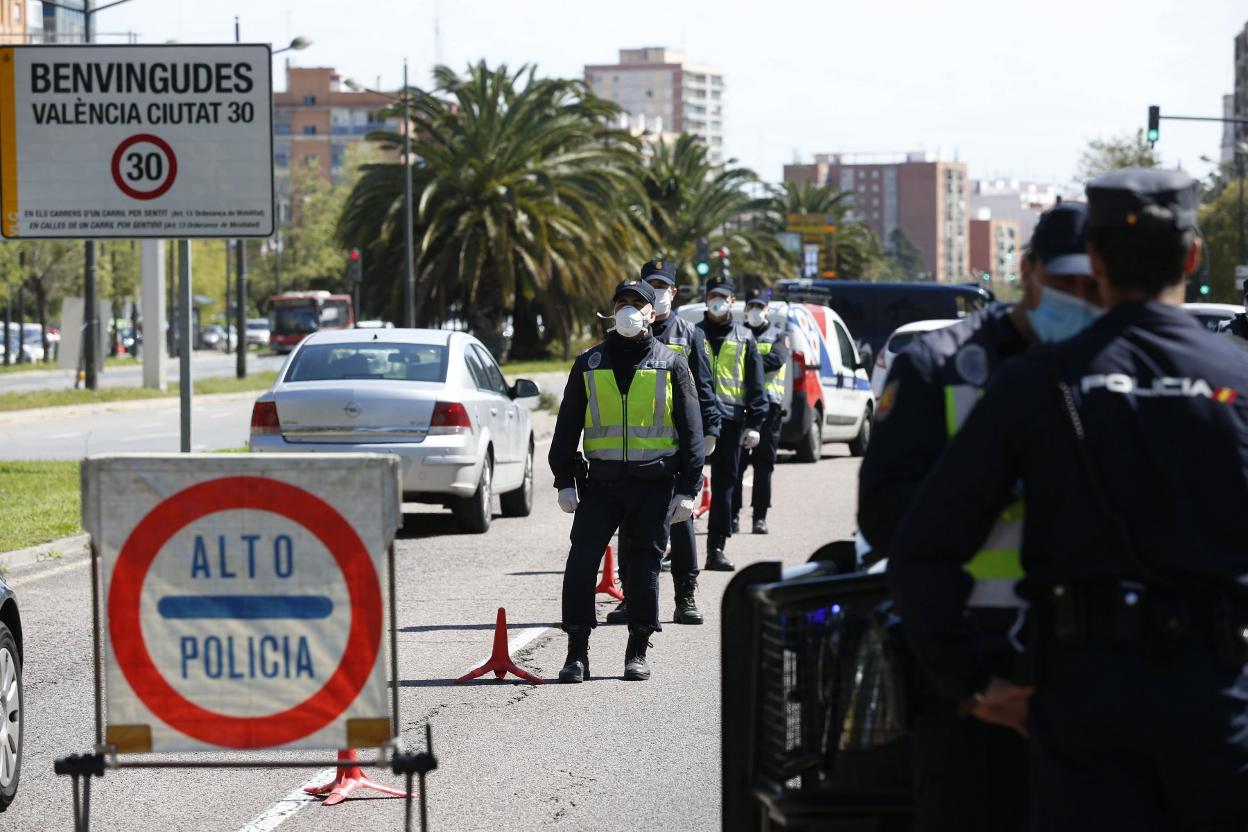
[339,62,649,358]
[763,181,886,280]
[640,134,794,289]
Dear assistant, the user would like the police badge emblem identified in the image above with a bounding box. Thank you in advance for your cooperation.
[955,344,989,387]
[587,351,602,369]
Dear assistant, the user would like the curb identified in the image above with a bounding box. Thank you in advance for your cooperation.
[0,532,89,576]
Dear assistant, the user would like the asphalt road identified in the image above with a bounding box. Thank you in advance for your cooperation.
[1,431,863,832]
[0,351,286,395]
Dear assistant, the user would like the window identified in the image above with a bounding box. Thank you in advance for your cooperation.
[303,155,318,166]
[285,342,449,383]
[472,344,510,397]
[646,89,653,98]
[463,348,493,392]
[274,151,288,168]
[302,95,317,105]
[302,125,317,135]
[833,321,857,369]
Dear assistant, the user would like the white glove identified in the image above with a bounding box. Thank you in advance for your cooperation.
[667,494,696,525]
[703,435,717,456]
[557,487,578,513]
[741,429,761,450]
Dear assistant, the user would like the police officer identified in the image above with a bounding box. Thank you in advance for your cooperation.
[697,275,767,570]
[1215,282,1248,338]
[608,259,721,627]
[887,169,1248,830]
[859,201,1099,831]
[732,287,789,535]
[549,280,704,683]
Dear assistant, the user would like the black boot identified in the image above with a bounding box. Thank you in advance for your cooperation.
[558,625,591,683]
[604,601,628,625]
[624,626,654,681]
[705,535,736,572]
[752,511,769,535]
[673,576,704,625]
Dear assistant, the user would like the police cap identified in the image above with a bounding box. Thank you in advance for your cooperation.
[1030,202,1091,276]
[705,275,735,297]
[612,279,658,307]
[640,259,677,286]
[1085,168,1198,232]
[744,287,770,307]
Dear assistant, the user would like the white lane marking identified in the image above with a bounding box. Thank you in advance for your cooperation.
[234,770,335,832]
[46,432,83,439]
[238,625,551,831]
[8,558,90,586]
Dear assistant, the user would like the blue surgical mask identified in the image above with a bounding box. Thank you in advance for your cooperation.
[1025,287,1102,344]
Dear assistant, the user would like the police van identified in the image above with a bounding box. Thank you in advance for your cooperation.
[676,301,874,461]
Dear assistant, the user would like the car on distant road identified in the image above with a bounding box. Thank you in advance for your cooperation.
[245,318,270,348]
[677,299,874,460]
[248,328,540,533]
[0,576,22,811]
[199,324,237,352]
[1182,302,1244,333]
[1,334,42,364]
[870,319,960,398]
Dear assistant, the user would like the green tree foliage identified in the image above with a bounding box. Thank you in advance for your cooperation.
[1197,176,1247,302]
[1076,130,1161,182]
[885,228,927,279]
[763,181,886,279]
[339,62,647,358]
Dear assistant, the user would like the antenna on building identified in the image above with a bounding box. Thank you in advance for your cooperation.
[433,0,444,67]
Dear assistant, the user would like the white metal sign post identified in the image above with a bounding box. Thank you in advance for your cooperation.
[0,44,274,239]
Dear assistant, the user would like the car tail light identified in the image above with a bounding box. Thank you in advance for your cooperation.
[792,350,806,372]
[430,401,472,434]
[250,400,281,435]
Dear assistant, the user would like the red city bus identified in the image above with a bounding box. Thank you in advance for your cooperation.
[268,291,355,353]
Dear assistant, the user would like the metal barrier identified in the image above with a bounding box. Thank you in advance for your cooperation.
[723,561,913,831]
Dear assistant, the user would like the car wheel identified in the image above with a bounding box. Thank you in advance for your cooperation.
[795,407,822,464]
[499,439,534,518]
[452,453,493,534]
[0,622,21,812]
[848,406,872,457]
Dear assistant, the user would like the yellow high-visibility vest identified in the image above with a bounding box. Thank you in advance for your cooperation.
[712,335,747,407]
[757,340,787,403]
[583,368,678,462]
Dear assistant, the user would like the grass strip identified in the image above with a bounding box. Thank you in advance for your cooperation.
[0,460,81,553]
[0,371,277,413]
[500,358,573,376]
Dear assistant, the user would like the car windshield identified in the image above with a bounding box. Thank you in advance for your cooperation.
[247,321,268,330]
[886,331,923,353]
[272,304,319,335]
[285,342,450,382]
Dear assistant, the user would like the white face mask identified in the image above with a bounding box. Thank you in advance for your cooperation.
[652,287,673,316]
[707,298,731,318]
[614,306,647,338]
[746,307,768,328]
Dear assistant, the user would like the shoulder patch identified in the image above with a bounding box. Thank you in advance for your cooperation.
[587,351,602,369]
[876,380,900,421]
[954,344,989,387]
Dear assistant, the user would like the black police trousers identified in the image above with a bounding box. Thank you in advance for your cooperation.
[708,418,744,539]
[1030,638,1248,830]
[561,476,675,631]
[733,404,783,519]
[618,514,700,589]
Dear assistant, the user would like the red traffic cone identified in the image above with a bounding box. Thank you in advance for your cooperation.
[594,545,625,601]
[304,749,409,806]
[455,607,543,684]
[693,475,712,519]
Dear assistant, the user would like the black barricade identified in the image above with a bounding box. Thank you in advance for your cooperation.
[723,562,913,832]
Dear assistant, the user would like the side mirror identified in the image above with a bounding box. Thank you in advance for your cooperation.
[510,378,540,399]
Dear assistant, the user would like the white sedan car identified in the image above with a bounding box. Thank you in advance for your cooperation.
[871,319,960,398]
[249,328,539,533]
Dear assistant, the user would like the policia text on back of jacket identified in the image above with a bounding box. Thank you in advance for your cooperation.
[549,279,704,683]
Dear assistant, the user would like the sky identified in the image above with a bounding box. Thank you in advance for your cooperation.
[93,0,1247,189]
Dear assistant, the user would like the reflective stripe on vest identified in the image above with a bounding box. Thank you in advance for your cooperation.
[583,367,678,462]
[945,383,1026,609]
[757,341,787,404]
[712,335,747,407]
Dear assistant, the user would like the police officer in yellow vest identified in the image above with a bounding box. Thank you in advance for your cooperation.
[858,202,1100,831]
[732,287,790,535]
[698,275,768,571]
[549,280,704,682]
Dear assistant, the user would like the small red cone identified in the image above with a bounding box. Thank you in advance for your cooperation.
[304,749,409,806]
[594,545,625,601]
[693,475,712,519]
[455,607,543,684]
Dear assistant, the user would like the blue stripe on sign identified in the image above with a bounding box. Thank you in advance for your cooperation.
[157,595,334,620]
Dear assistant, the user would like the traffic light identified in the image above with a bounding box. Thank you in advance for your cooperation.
[981,272,991,282]
[695,237,710,277]
[1200,283,1211,296]
[348,247,363,283]
[1147,105,1160,146]
[718,246,731,281]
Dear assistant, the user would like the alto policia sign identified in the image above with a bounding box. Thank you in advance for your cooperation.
[0,44,274,239]
[83,454,401,753]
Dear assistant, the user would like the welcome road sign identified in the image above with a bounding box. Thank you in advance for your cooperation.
[0,44,274,239]
[83,455,401,753]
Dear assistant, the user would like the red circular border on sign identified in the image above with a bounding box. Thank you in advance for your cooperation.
[110,133,178,201]
[108,476,382,749]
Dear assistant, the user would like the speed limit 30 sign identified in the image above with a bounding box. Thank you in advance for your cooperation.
[0,44,274,239]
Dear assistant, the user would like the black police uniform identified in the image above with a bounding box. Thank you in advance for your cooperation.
[858,302,1030,832]
[733,304,790,530]
[549,330,703,634]
[887,170,1248,830]
[697,278,767,567]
